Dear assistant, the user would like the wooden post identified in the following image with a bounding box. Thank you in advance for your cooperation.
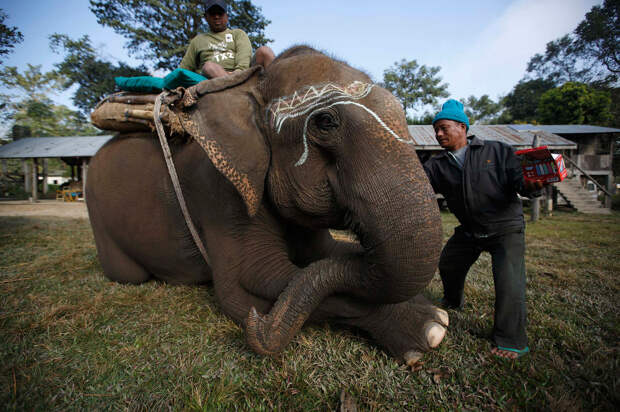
[545,185,553,216]
[23,159,31,192]
[30,158,38,202]
[530,135,540,222]
[42,158,48,195]
[605,174,613,209]
[81,158,88,202]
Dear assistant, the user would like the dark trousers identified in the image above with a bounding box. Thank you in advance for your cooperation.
[439,228,528,349]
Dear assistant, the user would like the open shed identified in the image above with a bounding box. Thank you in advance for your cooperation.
[0,135,114,201]
[409,124,577,163]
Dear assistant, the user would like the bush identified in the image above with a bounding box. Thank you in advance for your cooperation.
[0,181,29,199]
[612,193,620,210]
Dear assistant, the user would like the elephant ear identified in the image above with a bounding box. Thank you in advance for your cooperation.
[175,76,269,217]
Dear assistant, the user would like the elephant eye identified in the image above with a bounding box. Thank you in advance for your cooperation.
[313,112,338,131]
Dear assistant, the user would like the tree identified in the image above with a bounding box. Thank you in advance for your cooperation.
[406,111,436,125]
[0,64,99,138]
[526,35,594,85]
[537,82,612,125]
[502,78,556,123]
[382,59,449,115]
[89,0,272,71]
[461,95,502,124]
[574,0,619,76]
[0,10,23,63]
[50,34,149,115]
[526,0,619,86]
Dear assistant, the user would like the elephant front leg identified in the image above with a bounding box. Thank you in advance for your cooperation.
[243,255,448,358]
[314,294,449,365]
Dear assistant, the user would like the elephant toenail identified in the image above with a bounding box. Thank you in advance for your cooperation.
[437,309,449,326]
[404,350,423,366]
[425,322,446,348]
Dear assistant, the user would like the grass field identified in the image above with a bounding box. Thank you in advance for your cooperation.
[1,210,618,410]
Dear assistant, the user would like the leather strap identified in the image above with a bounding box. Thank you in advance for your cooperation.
[153,91,210,266]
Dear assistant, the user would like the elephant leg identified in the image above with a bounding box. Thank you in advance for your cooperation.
[311,294,449,364]
[244,254,448,358]
[93,232,151,284]
[245,255,440,355]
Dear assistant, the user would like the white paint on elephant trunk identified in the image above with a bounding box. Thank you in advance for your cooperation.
[266,81,414,167]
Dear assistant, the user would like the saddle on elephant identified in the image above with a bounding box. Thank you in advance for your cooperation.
[90,66,263,136]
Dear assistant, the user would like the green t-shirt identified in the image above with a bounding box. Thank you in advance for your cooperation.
[179,28,252,75]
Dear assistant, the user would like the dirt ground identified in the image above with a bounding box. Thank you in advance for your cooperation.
[0,199,89,219]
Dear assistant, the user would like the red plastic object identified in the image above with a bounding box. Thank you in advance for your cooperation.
[515,146,567,184]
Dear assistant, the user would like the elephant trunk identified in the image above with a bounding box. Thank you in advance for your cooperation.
[344,150,442,303]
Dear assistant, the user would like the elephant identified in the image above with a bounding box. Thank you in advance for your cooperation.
[86,46,448,365]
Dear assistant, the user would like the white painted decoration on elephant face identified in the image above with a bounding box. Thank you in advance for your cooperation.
[267,81,374,132]
[266,81,413,167]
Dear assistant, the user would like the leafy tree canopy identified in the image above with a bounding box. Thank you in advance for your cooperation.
[406,111,436,125]
[0,64,99,138]
[0,64,64,106]
[502,78,556,123]
[50,34,149,115]
[537,82,612,125]
[461,95,502,124]
[574,0,619,77]
[0,9,23,63]
[89,0,272,71]
[526,0,619,87]
[382,59,449,115]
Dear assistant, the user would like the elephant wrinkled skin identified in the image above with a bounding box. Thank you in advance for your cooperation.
[86,46,447,363]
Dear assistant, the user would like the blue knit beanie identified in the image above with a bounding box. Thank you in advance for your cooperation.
[432,99,470,131]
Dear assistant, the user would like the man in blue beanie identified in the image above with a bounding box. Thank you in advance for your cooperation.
[423,99,543,359]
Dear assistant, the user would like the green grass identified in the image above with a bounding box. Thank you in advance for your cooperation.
[1,211,618,410]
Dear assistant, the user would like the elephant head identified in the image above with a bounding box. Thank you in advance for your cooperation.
[174,46,444,357]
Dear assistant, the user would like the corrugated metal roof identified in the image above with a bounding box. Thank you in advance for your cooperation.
[0,136,114,159]
[509,124,620,134]
[408,125,577,150]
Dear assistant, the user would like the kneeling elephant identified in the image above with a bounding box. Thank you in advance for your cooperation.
[86,46,448,365]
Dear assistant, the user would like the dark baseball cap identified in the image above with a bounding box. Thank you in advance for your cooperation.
[204,0,228,13]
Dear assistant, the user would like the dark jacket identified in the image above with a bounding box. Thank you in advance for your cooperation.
[424,136,533,238]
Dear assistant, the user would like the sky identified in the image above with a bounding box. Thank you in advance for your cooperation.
[1,0,601,115]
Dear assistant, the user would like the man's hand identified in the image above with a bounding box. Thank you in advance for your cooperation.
[524,179,545,192]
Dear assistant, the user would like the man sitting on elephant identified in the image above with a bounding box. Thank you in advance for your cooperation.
[180,0,275,79]
[423,99,546,360]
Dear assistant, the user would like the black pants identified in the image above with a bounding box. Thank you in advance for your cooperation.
[439,228,528,349]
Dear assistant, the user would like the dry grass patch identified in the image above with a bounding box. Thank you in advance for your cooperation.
[1,211,618,410]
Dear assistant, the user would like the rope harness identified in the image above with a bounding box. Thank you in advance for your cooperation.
[153,91,210,266]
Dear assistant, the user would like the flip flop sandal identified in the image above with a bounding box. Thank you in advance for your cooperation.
[496,346,530,358]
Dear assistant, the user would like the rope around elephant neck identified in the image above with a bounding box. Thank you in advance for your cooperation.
[153,91,210,266]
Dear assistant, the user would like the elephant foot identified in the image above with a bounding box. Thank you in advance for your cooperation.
[365,299,449,365]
